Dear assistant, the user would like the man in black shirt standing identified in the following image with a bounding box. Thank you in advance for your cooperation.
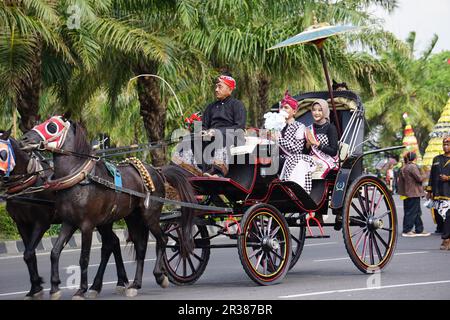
[426,135,450,249]
[201,73,246,176]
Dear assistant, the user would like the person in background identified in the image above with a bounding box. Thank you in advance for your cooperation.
[426,136,450,249]
[397,151,431,237]
[386,164,394,192]
[393,159,402,194]
[332,80,349,91]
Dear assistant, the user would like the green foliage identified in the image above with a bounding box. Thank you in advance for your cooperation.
[0,203,19,241]
[0,0,441,160]
[365,30,449,153]
[44,224,61,237]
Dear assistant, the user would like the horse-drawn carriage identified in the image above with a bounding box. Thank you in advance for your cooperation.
[0,23,403,299]
[161,89,401,286]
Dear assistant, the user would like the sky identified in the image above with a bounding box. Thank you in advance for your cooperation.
[371,0,450,55]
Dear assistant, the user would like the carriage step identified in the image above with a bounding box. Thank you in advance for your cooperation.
[305,235,331,239]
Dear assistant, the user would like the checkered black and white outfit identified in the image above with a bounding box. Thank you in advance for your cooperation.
[278,121,316,194]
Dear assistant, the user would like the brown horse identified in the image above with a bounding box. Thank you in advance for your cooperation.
[0,129,130,299]
[20,116,196,299]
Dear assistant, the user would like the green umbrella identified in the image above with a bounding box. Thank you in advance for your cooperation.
[268,23,359,136]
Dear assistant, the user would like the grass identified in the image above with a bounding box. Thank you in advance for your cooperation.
[0,203,20,241]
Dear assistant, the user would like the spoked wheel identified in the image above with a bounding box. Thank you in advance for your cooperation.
[287,213,306,270]
[342,176,397,274]
[238,204,291,285]
[162,222,210,285]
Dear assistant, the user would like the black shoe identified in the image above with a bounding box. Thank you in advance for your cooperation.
[333,215,342,231]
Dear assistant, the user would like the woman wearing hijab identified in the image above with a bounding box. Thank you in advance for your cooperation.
[276,91,316,194]
[305,99,339,178]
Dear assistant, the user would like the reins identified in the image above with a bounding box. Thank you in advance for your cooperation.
[37,141,101,161]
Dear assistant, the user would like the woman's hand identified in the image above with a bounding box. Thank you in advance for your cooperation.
[305,128,320,147]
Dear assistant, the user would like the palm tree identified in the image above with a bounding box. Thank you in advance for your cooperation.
[0,0,70,134]
[365,32,448,152]
[184,0,403,127]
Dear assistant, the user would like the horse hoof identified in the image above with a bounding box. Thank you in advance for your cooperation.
[23,291,41,300]
[86,290,99,299]
[125,288,138,297]
[50,290,62,300]
[32,290,44,300]
[161,276,169,289]
[72,294,85,300]
[115,286,127,295]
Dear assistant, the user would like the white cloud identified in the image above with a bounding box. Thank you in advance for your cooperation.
[370,0,450,55]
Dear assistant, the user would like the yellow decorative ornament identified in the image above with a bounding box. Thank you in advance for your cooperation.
[423,98,450,166]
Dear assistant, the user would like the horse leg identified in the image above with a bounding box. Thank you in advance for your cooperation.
[23,223,48,299]
[88,224,129,298]
[110,228,129,293]
[50,222,76,300]
[16,223,44,299]
[147,212,169,288]
[72,227,94,300]
[124,213,149,297]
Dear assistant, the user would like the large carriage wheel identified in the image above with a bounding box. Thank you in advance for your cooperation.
[287,213,306,270]
[162,222,210,285]
[342,176,397,274]
[238,204,291,285]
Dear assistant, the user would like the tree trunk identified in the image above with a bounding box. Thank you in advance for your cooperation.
[16,45,41,133]
[133,61,166,167]
[256,73,270,128]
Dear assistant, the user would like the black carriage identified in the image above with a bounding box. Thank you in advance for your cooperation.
[161,90,401,286]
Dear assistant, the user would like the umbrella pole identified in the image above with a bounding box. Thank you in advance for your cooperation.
[317,45,342,138]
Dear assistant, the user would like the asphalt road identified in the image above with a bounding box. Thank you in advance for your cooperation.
[1,195,449,301]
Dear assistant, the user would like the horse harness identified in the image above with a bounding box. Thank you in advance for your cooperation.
[5,148,232,213]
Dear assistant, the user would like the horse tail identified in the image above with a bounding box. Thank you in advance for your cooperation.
[161,164,197,258]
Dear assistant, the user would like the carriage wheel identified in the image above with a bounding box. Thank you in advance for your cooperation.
[162,222,210,285]
[342,176,397,274]
[287,213,306,270]
[238,204,291,285]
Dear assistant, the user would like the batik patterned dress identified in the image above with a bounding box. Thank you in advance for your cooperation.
[278,121,316,193]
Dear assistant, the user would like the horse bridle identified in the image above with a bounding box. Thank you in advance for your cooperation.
[0,139,16,177]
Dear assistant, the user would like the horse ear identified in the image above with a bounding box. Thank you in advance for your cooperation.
[0,127,12,140]
[62,111,72,121]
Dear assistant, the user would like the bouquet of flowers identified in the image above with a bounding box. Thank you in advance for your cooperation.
[263,110,288,131]
[184,112,202,132]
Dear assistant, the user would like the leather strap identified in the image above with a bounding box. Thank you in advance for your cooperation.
[6,175,38,194]
[44,159,96,191]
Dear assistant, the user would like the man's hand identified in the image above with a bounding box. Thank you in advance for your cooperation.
[272,130,280,140]
[439,174,450,182]
[202,129,215,138]
[426,191,432,200]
